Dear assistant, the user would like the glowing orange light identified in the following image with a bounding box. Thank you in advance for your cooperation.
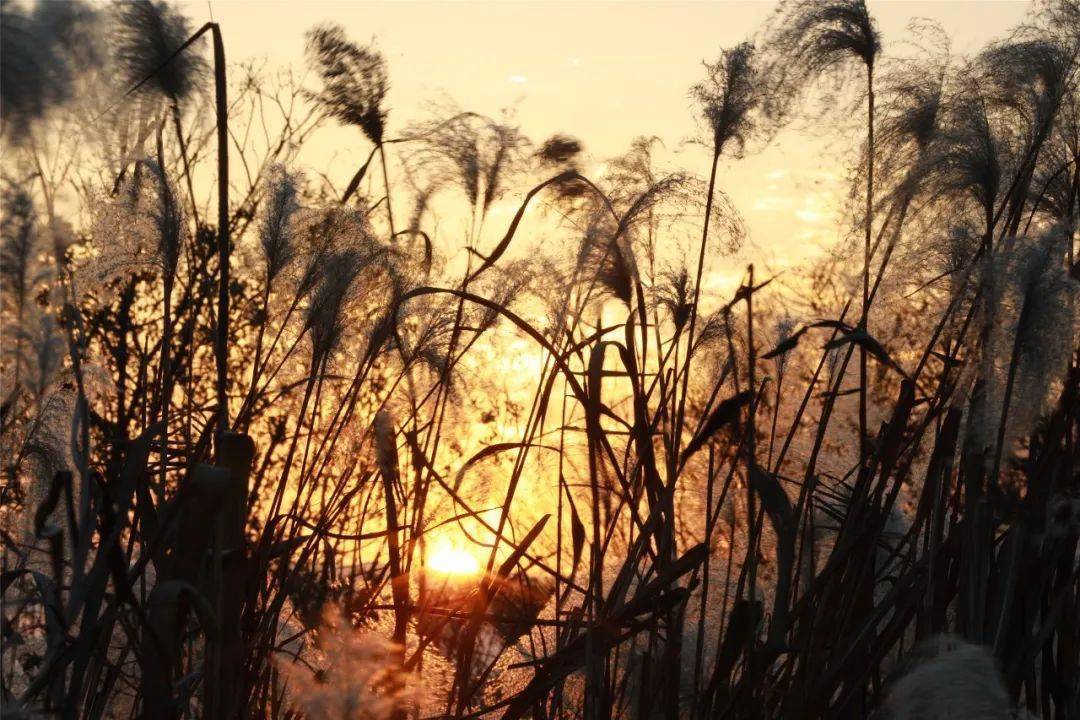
[427,540,482,576]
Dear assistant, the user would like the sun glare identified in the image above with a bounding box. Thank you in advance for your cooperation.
[427,541,483,576]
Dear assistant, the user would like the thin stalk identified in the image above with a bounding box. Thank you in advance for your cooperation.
[212,23,230,436]
[379,143,397,237]
[171,104,201,230]
[676,148,722,456]
[859,64,875,468]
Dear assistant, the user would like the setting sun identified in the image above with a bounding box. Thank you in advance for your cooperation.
[427,541,483,576]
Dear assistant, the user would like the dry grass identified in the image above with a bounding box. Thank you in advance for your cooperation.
[1,1,1078,719]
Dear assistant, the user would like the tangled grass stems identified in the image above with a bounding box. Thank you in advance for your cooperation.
[1,2,1078,720]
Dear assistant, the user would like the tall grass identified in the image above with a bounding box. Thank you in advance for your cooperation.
[1,1,1078,719]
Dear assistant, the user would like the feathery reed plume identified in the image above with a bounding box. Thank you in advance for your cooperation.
[875,27,950,200]
[880,635,1013,720]
[575,204,636,306]
[470,260,531,335]
[881,67,945,158]
[979,36,1074,236]
[929,82,1004,234]
[767,0,880,462]
[17,387,74,492]
[679,42,762,476]
[405,176,441,247]
[136,158,185,276]
[305,248,364,364]
[113,0,205,103]
[769,315,798,375]
[16,308,66,404]
[979,38,1071,143]
[291,209,342,300]
[411,109,529,240]
[685,41,759,320]
[85,158,185,293]
[984,225,1078,473]
[305,22,398,236]
[765,0,880,118]
[277,605,422,720]
[655,266,695,331]
[479,120,526,217]
[1002,226,1077,410]
[537,134,588,203]
[0,0,92,136]
[88,162,186,286]
[692,41,760,156]
[292,205,382,303]
[245,164,303,402]
[259,165,301,285]
[306,24,389,146]
[606,135,661,200]
[1028,131,1076,222]
[536,134,584,166]
[929,226,983,296]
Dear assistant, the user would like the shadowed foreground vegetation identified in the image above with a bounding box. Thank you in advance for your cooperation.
[1,0,1078,718]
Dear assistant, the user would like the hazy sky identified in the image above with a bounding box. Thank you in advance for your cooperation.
[181,1,1033,284]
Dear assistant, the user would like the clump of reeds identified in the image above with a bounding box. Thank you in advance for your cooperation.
[1,1,1078,719]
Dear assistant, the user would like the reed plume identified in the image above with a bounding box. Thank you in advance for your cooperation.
[305,247,364,365]
[536,134,584,167]
[984,225,1078,475]
[693,42,760,157]
[277,605,422,720]
[306,24,389,146]
[258,165,302,285]
[113,0,205,103]
[2,5,1078,719]
[768,0,880,463]
[305,21,404,244]
[0,0,92,136]
[410,109,529,241]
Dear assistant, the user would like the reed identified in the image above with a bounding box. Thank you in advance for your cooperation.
[1,1,1077,719]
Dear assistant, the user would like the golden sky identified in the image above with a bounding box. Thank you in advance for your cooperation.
[181,1,1032,281]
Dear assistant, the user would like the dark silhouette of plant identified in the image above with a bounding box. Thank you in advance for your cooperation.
[410,109,530,245]
[306,24,389,146]
[2,4,1078,720]
[114,0,205,103]
[536,134,584,167]
[306,23,398,233]
[114,0,206,225]
[0,0,96,137]
[768,0,880,470]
